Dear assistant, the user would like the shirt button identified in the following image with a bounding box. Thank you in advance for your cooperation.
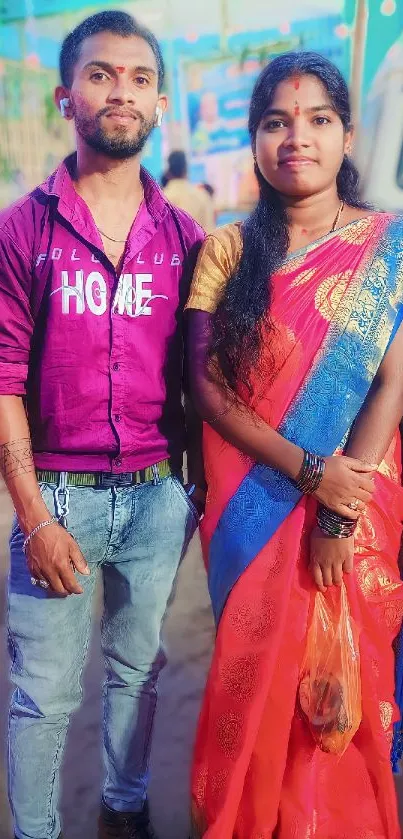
[113,362,120,371]
[114,456,122,467]
[115,414,121,423]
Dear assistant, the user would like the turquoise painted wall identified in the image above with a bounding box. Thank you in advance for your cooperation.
[344,0,403,96]
[0,14,348,95]
[0,0,126,21]
[0,6,349,181]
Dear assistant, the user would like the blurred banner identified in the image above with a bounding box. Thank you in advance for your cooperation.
[184,56,268,210]
[0,1,402,213]
[357,33,403,211]
[186,58,263,157]
[0,58,69,206]
[181,19,343,212]
[0,3,162,206]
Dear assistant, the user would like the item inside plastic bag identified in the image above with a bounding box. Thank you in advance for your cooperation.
[298,582,362,755]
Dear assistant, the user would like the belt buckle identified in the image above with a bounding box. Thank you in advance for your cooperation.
[100,472,133,488]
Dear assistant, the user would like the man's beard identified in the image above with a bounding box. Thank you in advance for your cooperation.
[75,106,155,160]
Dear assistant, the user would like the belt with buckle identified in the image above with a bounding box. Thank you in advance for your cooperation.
[36,458,172,488]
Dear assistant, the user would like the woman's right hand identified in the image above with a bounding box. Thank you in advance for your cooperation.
[313,455,376,520]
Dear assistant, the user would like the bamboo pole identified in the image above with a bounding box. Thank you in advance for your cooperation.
[220,0,230,55]
[350,0,369,131]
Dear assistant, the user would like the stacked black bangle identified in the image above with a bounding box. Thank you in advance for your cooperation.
[294,449,326,494]
[317,504,357,539]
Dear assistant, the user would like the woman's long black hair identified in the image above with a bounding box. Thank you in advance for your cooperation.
[212,51,370,392]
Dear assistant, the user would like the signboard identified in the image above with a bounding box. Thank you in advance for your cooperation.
[183,24,345,212]
[184,55,273,210]
[186,58,258,158]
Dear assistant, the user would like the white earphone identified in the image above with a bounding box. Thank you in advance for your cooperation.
[60,97,71,118]
[155,106,163,127]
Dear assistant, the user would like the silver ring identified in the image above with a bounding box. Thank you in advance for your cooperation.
[38,578,50,589]
[348,499,359,511]
[30,576,49,589]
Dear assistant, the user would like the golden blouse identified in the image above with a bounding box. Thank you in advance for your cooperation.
[185,222,243,314]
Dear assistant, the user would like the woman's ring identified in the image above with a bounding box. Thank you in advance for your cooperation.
[348,499,359,511]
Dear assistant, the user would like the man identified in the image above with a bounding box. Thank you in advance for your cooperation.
[0,11,205,839]
[163,150,215,232]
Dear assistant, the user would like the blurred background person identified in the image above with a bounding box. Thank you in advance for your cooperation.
[160,170,171,189]
[200,182,214,198]
[164,150,215,232]
[200,182,217,225]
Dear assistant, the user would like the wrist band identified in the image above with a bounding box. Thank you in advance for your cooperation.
[317,504,358,539]
[294,450,326,494]
[23,516,60,555]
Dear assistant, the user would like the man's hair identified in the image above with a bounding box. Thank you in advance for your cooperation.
[59,10,165,91]
[168,150,187,179]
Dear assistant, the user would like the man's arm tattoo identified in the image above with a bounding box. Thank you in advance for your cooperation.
[0,438,35,479]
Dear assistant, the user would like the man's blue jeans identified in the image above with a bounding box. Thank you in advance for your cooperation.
[7,473,197,839]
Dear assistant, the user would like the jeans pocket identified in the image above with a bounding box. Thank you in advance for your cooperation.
[37,481,57,510]
[171,476,200,525]
[9,483,54,549]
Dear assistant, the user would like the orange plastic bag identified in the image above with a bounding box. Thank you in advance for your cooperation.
[299,582,362,755]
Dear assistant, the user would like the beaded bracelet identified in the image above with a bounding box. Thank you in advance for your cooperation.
[317,504,357,539]
[22,516,60,555]
[294,450,326,495]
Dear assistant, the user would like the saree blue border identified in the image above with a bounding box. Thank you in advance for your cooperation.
[392,633,403,772]
[208,332,368,627]
[208,217,403,626]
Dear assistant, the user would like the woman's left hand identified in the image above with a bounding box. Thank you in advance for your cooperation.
[184,484,207,520]
[309,526,354,593]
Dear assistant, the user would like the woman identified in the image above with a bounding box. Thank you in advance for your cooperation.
[185,52,403,838]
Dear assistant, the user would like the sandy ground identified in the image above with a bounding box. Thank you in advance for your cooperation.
[1,480,403,838]
[0,481,215,839]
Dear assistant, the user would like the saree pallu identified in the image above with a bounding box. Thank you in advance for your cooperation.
[191,215,403,839]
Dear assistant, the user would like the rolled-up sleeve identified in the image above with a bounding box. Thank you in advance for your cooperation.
[0,230,33,395]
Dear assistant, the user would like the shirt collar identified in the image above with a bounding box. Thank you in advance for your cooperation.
[40,152,168,226]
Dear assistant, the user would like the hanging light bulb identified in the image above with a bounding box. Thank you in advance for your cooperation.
[25,53,40,68]
[334,23,350,39]
[380,0,396,15]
